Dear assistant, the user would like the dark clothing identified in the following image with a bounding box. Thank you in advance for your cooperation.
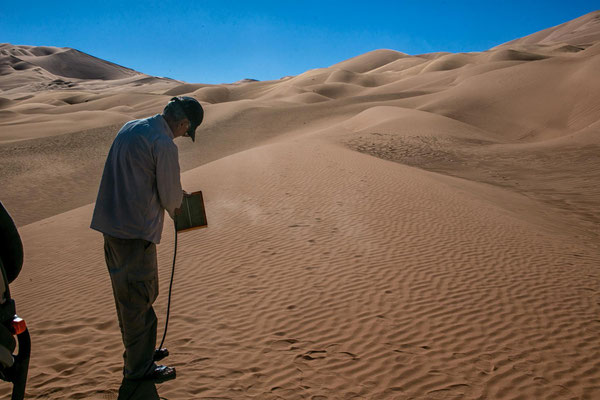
[118,377,159,400]
[103,234,159,379]
[0,201,20,359]
[0,201,23,284]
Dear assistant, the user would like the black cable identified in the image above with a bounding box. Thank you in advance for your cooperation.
[159,221,177,350]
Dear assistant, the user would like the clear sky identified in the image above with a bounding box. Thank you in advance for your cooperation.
[1,1,598,84]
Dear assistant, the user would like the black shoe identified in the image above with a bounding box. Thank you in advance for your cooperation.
[153,348,169,362]
[145,364,176,383]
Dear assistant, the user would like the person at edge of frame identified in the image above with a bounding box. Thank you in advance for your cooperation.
[90,96,204,383]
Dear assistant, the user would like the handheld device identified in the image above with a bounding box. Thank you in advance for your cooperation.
[174,191,207,232]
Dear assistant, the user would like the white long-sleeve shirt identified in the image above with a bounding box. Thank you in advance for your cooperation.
[91,114,183,243]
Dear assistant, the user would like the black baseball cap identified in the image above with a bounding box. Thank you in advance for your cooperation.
[171,96,204,142]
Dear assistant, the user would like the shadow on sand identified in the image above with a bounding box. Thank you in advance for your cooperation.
[118,377,161,400]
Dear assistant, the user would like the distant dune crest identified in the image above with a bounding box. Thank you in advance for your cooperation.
[0,11,599,142]
[0,43,177,94]
[498,10,600,47]
[0,44,140,80]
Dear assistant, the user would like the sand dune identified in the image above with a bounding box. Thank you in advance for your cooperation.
[419,52,600,141]
[329,49,409,73]
[1,44,138,81]
[1,10,600,400]
[191,86,231,104]
[498,10,600,47]
[8,134,600,400]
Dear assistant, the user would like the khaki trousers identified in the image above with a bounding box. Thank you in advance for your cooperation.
[103,234,159,379]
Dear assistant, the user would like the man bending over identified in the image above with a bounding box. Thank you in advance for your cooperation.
[91,96,203,383]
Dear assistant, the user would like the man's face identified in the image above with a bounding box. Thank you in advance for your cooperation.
[173,118,191,139]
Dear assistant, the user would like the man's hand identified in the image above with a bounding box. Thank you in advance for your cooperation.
[173,190,188,217]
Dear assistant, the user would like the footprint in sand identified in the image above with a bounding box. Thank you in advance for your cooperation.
[474,354,495,374]
[296,350,327,361]
[426,383,471,399]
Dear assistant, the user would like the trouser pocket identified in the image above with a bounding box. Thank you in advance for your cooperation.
[120,239,158,307]
[127,275,158,306]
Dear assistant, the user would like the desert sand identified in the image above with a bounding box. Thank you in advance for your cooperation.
[1,10,600,400]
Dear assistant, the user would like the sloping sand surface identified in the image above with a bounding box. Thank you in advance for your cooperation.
[7,133,600,399]
[498,10,600,47]
[1,10,600,400]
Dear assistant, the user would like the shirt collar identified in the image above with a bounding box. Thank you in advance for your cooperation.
[156,114,174,139]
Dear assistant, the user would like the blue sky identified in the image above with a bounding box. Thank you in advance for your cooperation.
[1,1,597,84]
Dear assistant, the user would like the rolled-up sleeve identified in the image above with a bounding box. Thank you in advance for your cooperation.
[155,139,183,219]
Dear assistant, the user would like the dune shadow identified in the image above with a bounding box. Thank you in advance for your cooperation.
[117,377,161,400]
